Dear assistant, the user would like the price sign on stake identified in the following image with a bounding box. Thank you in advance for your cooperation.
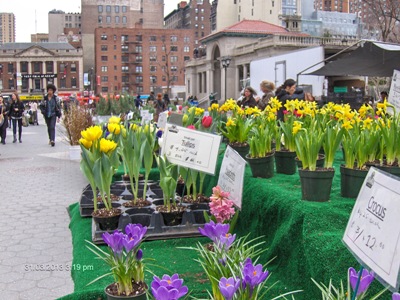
[343,167,400,289]
[161,124,221,175]
[217,146,246,209]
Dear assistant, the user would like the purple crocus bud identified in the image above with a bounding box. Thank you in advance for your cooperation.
[393,293,400,300]
[217,233,236,251]
[218,277,240,300]
[156,130,163,138]
[349,267,375,296]
[219,257,227,266]
[136,249,143,261]
[198,221,230,243]
[242,258,269,294]
[102,231,125,255]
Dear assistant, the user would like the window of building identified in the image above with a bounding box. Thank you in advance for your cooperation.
[114,66,117,70]
[172,76,178,82]
[21,78,28,90]
[162,76,166,82]
[98,5,103,13]
[70,63,76,72]
[122,6,127,12]
[122,16,127,24]
[122,75,128,82]
[136,76,143,83]
[122,87,129,93]
[136,35,142,41]
[135,45,142,53]
[201,8,204,13]
[59,63,65,73]
[121,45,128,52]
[136,86,143,94]
[101,76,108,82]
[150,66,157,72]
[150,76,157,84]
[71,77,77,87]
[170,56,178,63]
[135,66,142,73]
[201,16,204,21]
[101,66,108,72]
[149,56,157,62]
[101,87,108,92]
[121,35,128,42]
[150,46,157,52]
[8,78,14,89]
[60,78,66,88]
[101,45,108,51]
[115,5,119,13]
[171,66,178,72]
[106,16,111,23]
[101,56,108,61]
[136,55,143,62]
[122,66,129,72]
[21,62,28,73]
[115,16,120,23]
[122,56,129,62]
[114,76,118,81]
[113,34,117,41]
[114,45,117,50]
[7,63,14,74]
[98,16,103,24]
[65,16,68,21]
[184,56,190,61]
[150,36,157,41]
[184,36,190,43]
[101,35,107,41]
[170,36,178,42]
[114,55,117,60]
[33,62,41,73]
[162,56,166,62]
[106,5,111,12]
[195,16,198,21]
[170,46,178,51]
[195,8,198,13]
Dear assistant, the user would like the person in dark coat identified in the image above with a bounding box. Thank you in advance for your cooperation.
[9,92,24,143]
[256,80,276,110]
[275,79,304,121]
[154,93,167,122]
[238,86,258,108]
[135,94,142,109]
[0,96,10,144]
[39,83,61,147]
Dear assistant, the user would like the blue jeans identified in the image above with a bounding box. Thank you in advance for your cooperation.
[45,115,57,142]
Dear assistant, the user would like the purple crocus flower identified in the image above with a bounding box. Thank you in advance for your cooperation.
[242,258,269,295]
[349,267,374,296]
[102,230,125,255]
[136,249,143,260]
[156,130,163,138]
[198,221,230,243]
[393,293,400,300]
[151,274,188,300]
[218,277,240,300]
[123,224,147,252]
[216,233,236,251]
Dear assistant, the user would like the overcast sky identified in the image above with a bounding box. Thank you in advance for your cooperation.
[0,0,182,42]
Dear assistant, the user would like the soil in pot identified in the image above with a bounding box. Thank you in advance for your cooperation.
[182,194,210,210]
[156,205,186,226]
[123,198,152,208]
[92,208,122,231]
[105,281,147,300]
[97,194,120,203]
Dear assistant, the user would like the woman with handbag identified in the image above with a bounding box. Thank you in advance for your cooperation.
[9,92,24,143]
[0,96,9,144]
[39,83,62,147]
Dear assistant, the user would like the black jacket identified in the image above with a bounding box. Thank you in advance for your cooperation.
[40,95,61,118]
[275,88,304,121]
[9,101,25,119]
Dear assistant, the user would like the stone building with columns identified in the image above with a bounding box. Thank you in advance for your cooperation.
[0,43,83,101]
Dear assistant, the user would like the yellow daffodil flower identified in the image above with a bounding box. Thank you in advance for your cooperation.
[342,121,353,130]
[292,121,302,135]
[226,118,235,127]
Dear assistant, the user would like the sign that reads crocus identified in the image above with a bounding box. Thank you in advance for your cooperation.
[161,124,221,175]
[388,69,400,114]
[217,146,246,209]
[343,167,400,289]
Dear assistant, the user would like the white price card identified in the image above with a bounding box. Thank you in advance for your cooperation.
[157,111,168,129]
[161,124,221,175]
[140,110,149,118]
[388,70,400,114]
[343,167,400,289]
[217,146,246,209]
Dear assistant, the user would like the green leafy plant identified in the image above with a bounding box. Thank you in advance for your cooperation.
[156,155,179,212]
[248,112,276,158]
[322,121,344,168]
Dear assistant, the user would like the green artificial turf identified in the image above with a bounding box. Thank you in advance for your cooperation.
[61,149,391,299]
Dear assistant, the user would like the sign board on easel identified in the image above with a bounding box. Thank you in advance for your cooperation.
[217,146,247,209]
[161,124,221,175]
[343,167,400,289]
[388,69,400,114]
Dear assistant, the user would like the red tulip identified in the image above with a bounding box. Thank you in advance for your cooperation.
[202,116,213,128]
[187,125,196,130]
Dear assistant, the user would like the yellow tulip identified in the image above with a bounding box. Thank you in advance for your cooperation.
[108,116,121,124]
[81,126,103,142]
[99,138,117,154]
[79,138,92,149]
[108,123,121,135]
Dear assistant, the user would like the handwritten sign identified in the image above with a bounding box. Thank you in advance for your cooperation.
[217,146,246,209]
[161,124,221,175]
[343,167,400,289]
[388,69,400,114]
[157,111,168,129]
[140,110,153,125]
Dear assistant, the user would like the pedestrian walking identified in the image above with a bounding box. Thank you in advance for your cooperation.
[31,101,39,125]
[9,92,24,143]
[39,83,62,147]
[0,96,10,144]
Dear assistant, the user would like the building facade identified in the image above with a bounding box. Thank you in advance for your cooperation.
[164,0,212,46]
[0,13,16,44]
[94,27,191,96]
[48,10,81,43]
[31,33,49,43]
[81,0,164,72]
[315,0,350,12]
[0,43,83,101]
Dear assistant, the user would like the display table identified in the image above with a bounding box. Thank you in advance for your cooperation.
[61,149,389,299]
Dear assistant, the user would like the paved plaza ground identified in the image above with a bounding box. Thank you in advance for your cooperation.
[0,114,87,299]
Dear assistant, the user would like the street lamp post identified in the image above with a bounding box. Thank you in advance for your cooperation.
[221,57,231,101]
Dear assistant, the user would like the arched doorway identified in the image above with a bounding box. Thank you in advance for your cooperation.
[212,45,222,102]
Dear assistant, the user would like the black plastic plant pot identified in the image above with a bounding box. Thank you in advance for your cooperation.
[192,210,209,224]
[160,210,185,226]
[275,150,297,175]
[125,207,155,215]
[130,214,152,227]
[298,168,335,202]
[189,203,210,210]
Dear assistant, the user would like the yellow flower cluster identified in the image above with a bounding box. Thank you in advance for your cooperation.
[208,103,219,111]
[292,121,302,135]
[244,106,261,116]
[219,99,237,112]
[268,97,282,111]
[99,138,117,154]
[188,106,204,116]
[80,126,103,149]
[108,116,121,124]
[226,118,236,127]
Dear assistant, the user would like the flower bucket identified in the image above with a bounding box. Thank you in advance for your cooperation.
[275,150,297,175]
[340,165,369,198]
[92,208,122,231]
[246,153,275,179]
[228,143,249,160]
[295,154,325,169]
[104,281,147,300]
[156,205,186,226]
[298,168,335,202]
[374,164,400,176]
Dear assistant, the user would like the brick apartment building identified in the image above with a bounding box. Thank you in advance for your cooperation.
[94,27,192,96]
